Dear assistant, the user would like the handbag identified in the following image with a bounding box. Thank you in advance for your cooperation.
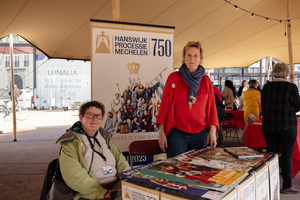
[46,159,75,200]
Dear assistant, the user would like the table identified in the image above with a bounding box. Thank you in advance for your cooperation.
[244,118,300,178]
[224,109,245,129]
[118,149,278,200]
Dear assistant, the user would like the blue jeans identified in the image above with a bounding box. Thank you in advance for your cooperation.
[166,127,208,158]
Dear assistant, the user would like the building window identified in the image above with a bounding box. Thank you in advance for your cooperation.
[5,55,10,67]
[13,35,19,42]
[14,55,19,67]
[24,54,29,67]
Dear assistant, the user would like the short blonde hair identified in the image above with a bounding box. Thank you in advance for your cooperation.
[272,63,289,78]
[182,41,203,64]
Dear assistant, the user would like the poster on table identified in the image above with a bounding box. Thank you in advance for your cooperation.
[237,174,255,200]
[90,19,174,125]
[121,180,160,200]
[268,155,280,200]
[220,188,237,200]
[255,164,269,200]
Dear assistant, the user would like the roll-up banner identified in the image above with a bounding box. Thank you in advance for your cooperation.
[90,20,174,126]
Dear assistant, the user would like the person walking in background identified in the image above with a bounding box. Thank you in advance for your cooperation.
[237,80,248,100]
[157,41,219,158]
[256,80,262,92]
[9,84,22,106]
[237,80,248,109]
[221,80,236,109]
[242,79,262,125]
[261,63,300,194]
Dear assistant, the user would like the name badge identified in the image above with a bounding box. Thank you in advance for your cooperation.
[102,165,113,175]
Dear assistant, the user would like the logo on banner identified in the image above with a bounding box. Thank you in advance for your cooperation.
[127,62,140,75]
[95,31,110,53]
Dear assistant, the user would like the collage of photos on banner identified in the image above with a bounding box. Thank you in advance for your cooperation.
[103,63,164,134]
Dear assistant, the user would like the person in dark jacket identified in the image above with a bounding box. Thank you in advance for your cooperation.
[213,84,225,147]
[261,62,300,194]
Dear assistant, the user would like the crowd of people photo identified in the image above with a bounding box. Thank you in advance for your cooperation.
[104,79,161,134]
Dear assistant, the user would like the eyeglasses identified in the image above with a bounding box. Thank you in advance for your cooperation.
[85,112,103,120]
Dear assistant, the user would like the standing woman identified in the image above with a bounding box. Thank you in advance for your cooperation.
[242,79,262,124]
[156,41,219,158]
[221,80,237,109]
[261,63,300,194]
[237,80,248,101]
[237,80,248,109]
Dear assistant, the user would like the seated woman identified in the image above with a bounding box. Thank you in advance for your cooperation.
[58,101,130,200]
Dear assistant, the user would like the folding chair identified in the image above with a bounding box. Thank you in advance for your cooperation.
[128,139,164,168]
[222,112,239,143]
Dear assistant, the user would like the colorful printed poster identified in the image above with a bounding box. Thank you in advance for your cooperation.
[117,160,208,198]
[173,148,252,173]
[268,155,280,200]
[174,148,273,170]
[255,164,269,200]
[90,20,174,126]
[224,147,264,159]
[138,160,245,191]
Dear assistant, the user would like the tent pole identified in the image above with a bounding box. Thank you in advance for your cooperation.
[112,0,121,21]
[9,34,17,142]
[287,0,294,83]
[267,57,272,80]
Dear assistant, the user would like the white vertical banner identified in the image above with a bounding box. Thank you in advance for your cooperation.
[91,20,174,125]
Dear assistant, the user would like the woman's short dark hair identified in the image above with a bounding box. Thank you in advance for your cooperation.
[248,79,258,88]
[79,101,105,117]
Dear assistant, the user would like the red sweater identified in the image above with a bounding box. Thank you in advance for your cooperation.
[156,72,219,136]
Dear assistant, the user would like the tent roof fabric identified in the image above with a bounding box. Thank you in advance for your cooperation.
[0,0,299,69]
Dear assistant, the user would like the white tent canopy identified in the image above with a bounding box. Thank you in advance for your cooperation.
[1,0,299,69]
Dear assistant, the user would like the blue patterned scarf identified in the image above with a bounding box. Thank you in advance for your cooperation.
[179,63,205,109]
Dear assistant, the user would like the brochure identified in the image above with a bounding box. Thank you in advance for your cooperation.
[224,147,264,159]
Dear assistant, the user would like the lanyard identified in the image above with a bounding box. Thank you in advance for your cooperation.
[86,134,107,162]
